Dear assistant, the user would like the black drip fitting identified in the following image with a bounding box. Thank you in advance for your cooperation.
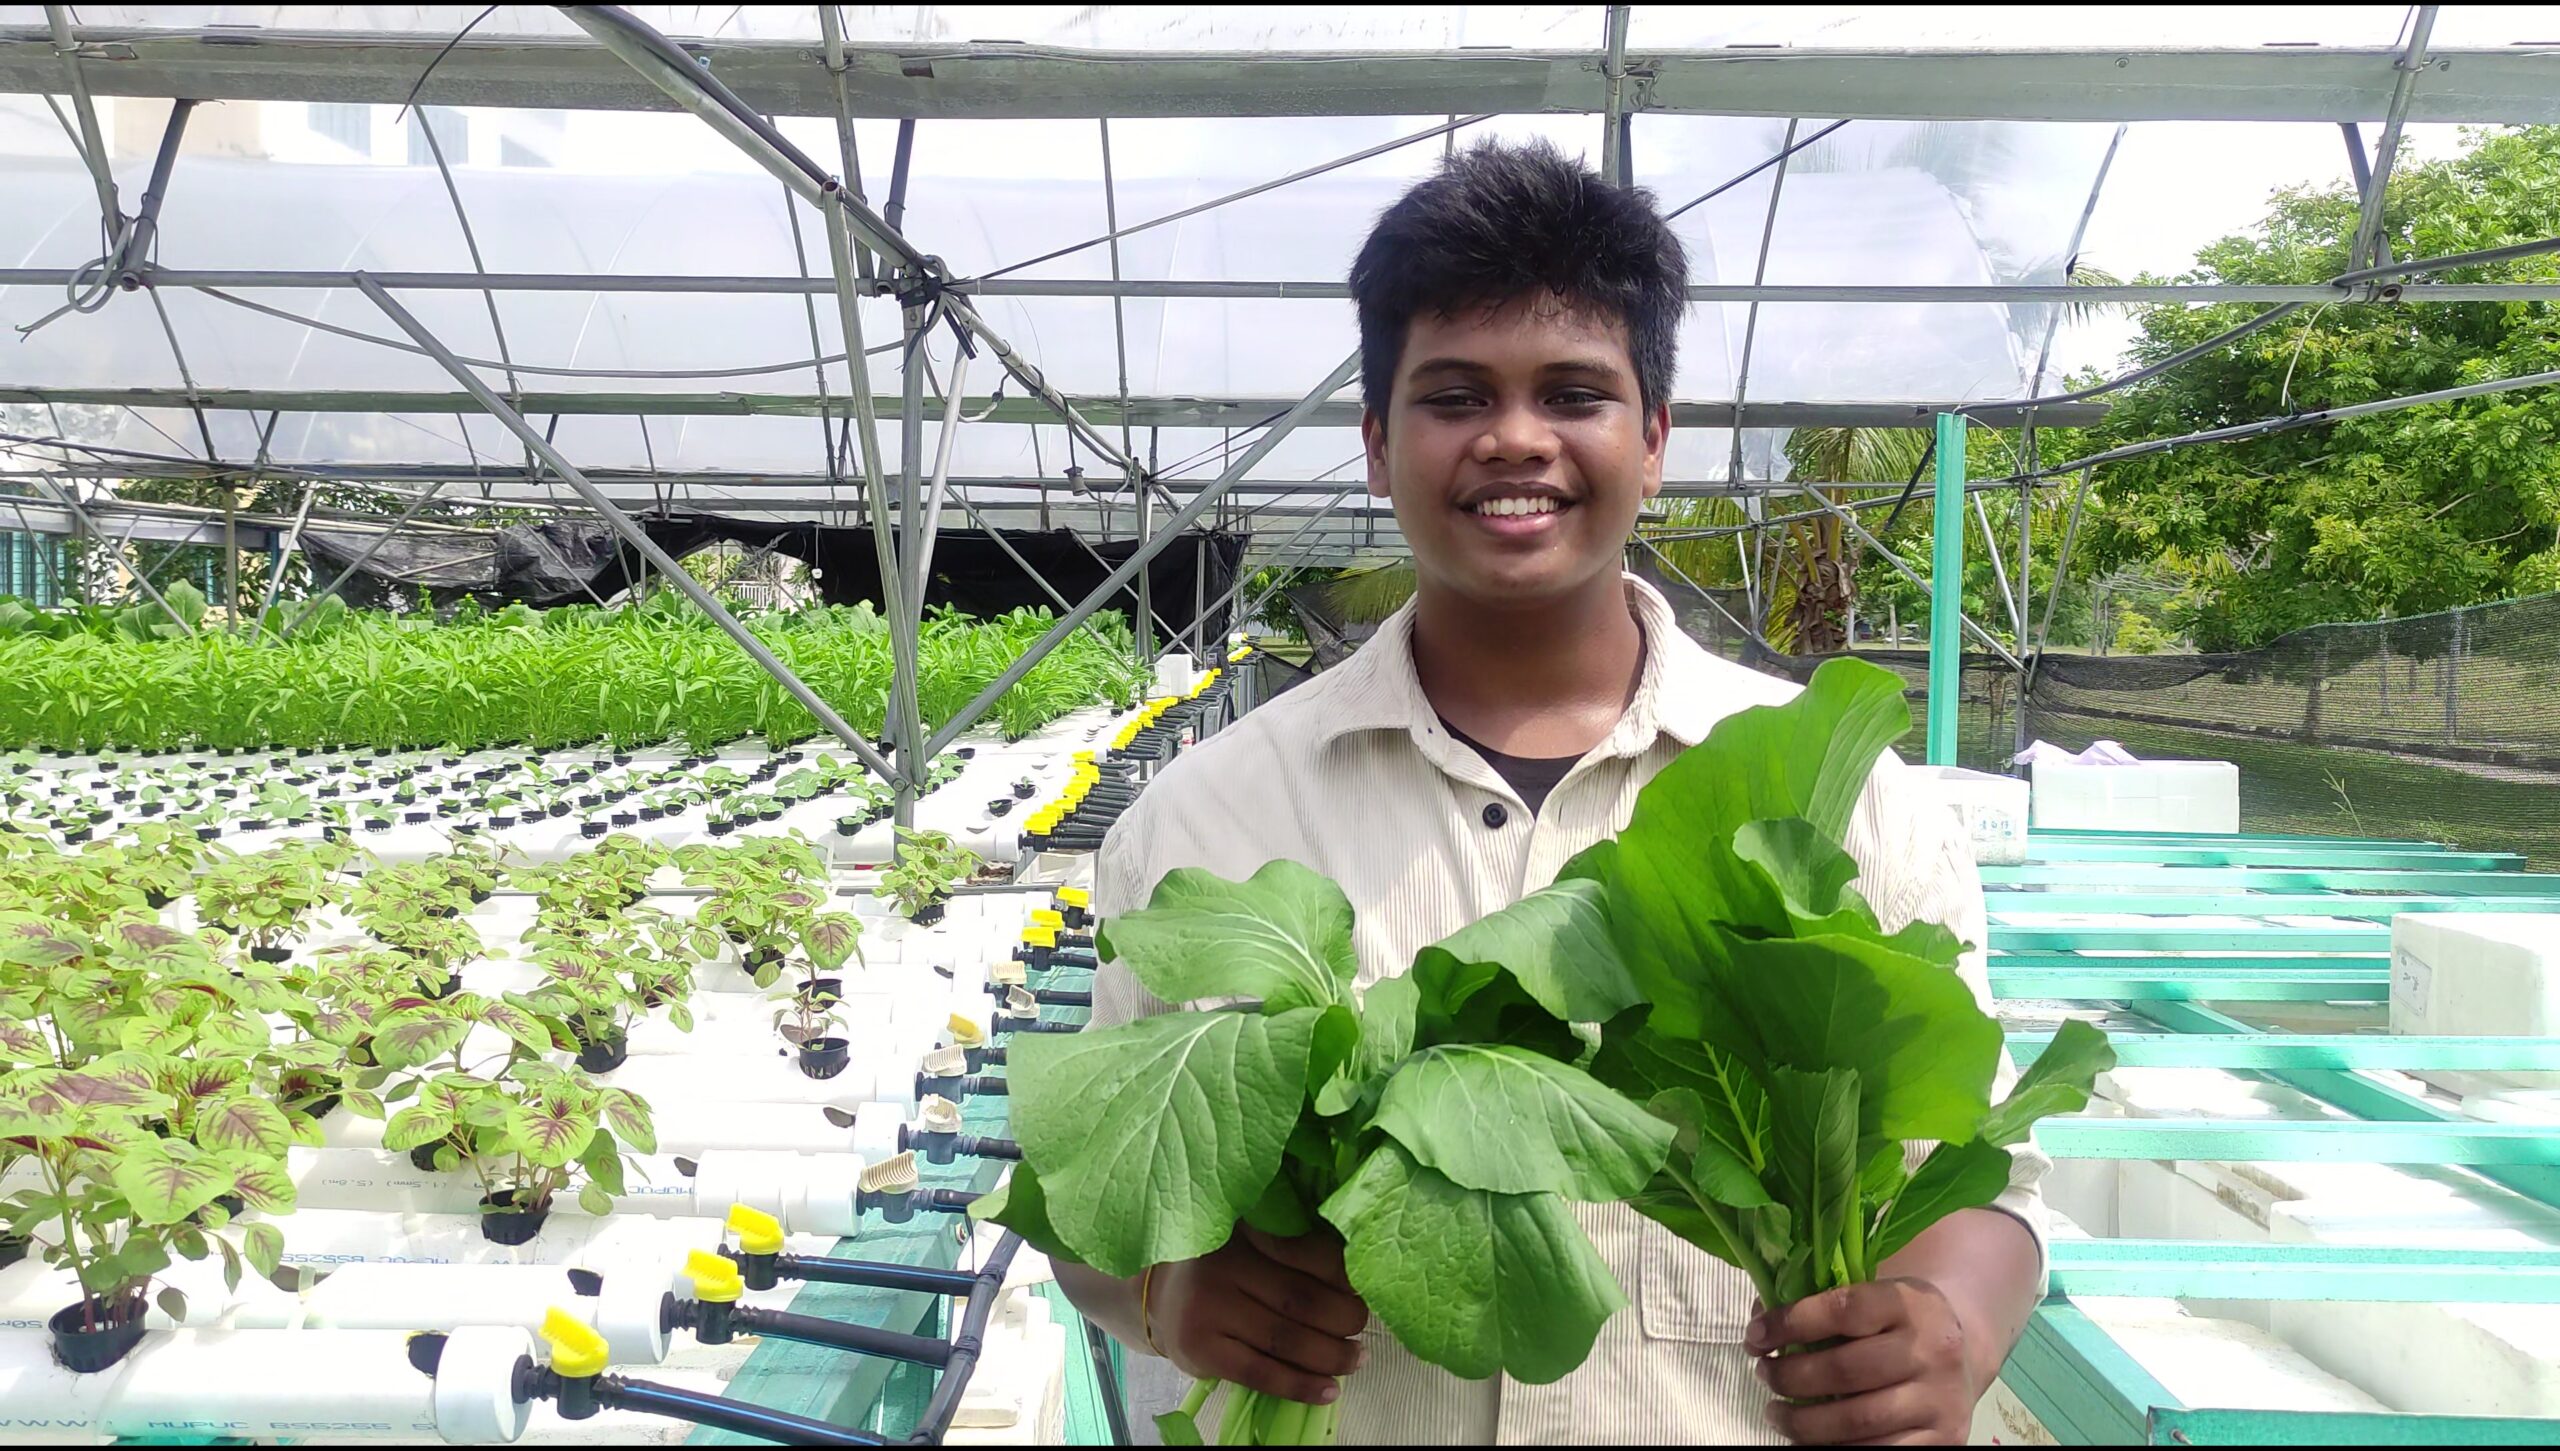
[664,1294,954,1367]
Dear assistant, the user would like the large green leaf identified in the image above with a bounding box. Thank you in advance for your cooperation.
[511,1102,597,1170]
[1868,1138,2014,1267]
[1765,1067,1860,1280]
[1701,929,2000,1145]
[1007,1007,1316,1277]
[1321,1142,1624,1385]
[1982,1019,2116,1149]
[1316,974,1416,1117]
[1097,861,1357,1013]
[1645,1089,1771,1209]
[1594,1021,1770,1185]
[382,1105,455,1152]
[0,912,87,968]
[114,1142,231,1226]
[968,1162,1079,1261]
[802,912,864,972]
[1413,877,1640,1027]
[1602,660,1913,1018]
[371,1009,470,1071]
[477,1000,553,1058]
[1373,1044,1671,1201]
[194,1095,291,1158]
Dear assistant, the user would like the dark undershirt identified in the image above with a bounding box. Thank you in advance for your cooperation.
[1437,716,1584,817]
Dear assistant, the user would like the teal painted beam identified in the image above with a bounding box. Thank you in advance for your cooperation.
[1926,410,1964,766]
[1983,864,2560,894]
[1995,952,2390,971]
[2004,1300,2171,1446]
[2147,1407,2560,1445]
[2038,1117,2560,1166]
[1991,924,2392,952]
[1993,970,2384,1001]
[1987,891,2560,917]
[2031,828,2460,849]
[2129,999,2560,1217]
[2011,1031,2560,1071]
[2028,843,2522,870]
[2048,1238,2560,1303]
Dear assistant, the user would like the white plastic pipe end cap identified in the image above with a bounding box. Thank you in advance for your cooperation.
[593,1275,673,1367]
[433,1323,537,1444]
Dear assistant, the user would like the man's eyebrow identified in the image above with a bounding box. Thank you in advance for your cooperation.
[1404,356,1631,379]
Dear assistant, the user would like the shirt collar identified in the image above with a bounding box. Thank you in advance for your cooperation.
[1312,571,1727,754]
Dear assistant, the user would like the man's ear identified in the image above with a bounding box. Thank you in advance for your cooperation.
[1640,400,1671,500]
[1362,409,1392,500]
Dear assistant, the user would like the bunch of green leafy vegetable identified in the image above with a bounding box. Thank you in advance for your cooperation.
[1571,657,2115,1314]
[974,658,2111,1443]
[974,854,1672,1444]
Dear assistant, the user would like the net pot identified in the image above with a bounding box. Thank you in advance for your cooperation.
[49,1296,146,1374]
[798,1036,852,1080]
[574,1031,629,1074]
[480,1189,550,1246]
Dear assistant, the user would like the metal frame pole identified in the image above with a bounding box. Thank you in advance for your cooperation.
[1927,411,1966,765]
[1599,6,1633,186]
[43,5,120,240]
[908,346,971,626]
[251,480,320,635]
[27,473,195,635]
[1198,489,1354,640]
[1786,480,2020,670]
[2347,6,2438,277]
[921,350,1361,758]
[360,275,900,782]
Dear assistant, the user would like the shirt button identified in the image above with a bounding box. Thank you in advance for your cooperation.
[1482,802,1508,829]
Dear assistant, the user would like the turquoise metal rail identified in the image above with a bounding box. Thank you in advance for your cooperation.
[1987,826,2560,1446]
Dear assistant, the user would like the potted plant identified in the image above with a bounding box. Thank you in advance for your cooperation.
[194,844,345,963]
[875,828,981,926]
[370,1056,654,1242]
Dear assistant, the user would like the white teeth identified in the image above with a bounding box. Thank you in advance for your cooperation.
[1475,497,1561,517]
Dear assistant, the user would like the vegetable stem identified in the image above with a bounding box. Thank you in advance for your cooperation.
[1665,1161,1781,1310]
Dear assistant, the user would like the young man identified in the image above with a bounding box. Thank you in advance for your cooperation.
[1057,139,2047,1445]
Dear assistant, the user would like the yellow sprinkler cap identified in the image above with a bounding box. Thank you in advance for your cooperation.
[540,1307,610,1379]
[725,1203,786,1256]
[1022,924,1057,949]
[684,1249,744,1304]
[1030,908,1064,926]
[1056,885,1091,908]
[946,1013,987,1048]
[1072,750,1094,762]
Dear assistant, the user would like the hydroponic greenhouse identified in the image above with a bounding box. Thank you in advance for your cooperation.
[3,4,2560,1446]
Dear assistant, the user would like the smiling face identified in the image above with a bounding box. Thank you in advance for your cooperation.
[1364,293,1670,610]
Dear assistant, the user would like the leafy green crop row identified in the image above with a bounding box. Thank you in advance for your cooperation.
[0,595,1152,754]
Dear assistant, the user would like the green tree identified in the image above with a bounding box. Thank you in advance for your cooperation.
[2080,125,2560,650]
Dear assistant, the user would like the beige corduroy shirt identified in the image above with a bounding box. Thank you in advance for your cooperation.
[1091,573,2048,1445]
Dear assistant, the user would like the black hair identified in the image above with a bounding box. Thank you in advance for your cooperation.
[1348,137,1689,421]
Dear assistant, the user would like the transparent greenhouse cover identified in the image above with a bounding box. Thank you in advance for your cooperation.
[4,5,2558,504]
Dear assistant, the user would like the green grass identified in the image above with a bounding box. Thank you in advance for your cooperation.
[2014,711,2560,871]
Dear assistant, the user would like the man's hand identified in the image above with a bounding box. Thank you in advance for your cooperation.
[1746,1279,1976,1445]
[1149,1226,1370,1406]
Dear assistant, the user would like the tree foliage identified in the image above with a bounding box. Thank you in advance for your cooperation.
[2081,125,2560,650]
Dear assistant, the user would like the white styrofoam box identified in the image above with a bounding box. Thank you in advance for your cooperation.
[949,1290,1068,1444]
[2391,913,2560,1092]
[2028,759,2240,834]
[1911,764,2030,865]
[1974,1298,2388,1445]
[2266,1184,2560,1416]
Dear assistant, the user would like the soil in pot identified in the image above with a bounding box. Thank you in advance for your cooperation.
[480,1189,552,1245]
[797,1036,852,1080]
[573,1031,629,1073]
[50,1296,148,1373]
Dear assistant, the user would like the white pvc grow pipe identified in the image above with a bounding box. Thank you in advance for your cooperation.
[0,1323,532,1443]
[271,1148,873,1238]
[255,1207,833,1272]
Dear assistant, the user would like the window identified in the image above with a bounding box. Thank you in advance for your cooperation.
[408,106,466,166]
[307,102,371,154]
